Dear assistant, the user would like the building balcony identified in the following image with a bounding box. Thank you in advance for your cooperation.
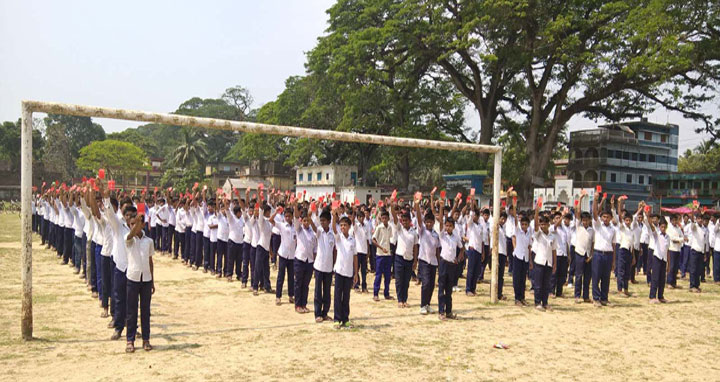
[570,129,638,146]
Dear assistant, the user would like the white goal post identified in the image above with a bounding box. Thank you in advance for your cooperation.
[19,100,503,340]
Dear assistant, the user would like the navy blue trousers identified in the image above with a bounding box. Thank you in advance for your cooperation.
[649,256,666,299]
[418,260,437,307]
[616,247,632,291]
[574,253,591,299]
[512,256,529,302]
[293,259,313,307]
[438,259,457,315]
[533,263,553,306]
[333,274,353,323]
[667,250,680,286]
[314,270,332,318]
[465,249,482,293]
[373,256,392,297]
[394,255,412,303]
[592,251,612,302]
[276,256,295,298]
[113,267,127,331]
[126,280,152,342]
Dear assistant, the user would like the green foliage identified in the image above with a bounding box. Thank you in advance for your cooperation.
[169,128,208,168]
[43,124,73,180]
[158,164,205,192]
[76,140,148,180]
[678,143,720,173]
[44,114,105,159]
[0,120,44,171]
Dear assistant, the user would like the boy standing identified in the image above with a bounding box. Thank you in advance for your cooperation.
[436,199,464,320]
[124,206,155,353]
[314,208,336,322]
[531,200,557,311]
[332,210,358,329]
[646,210,669,304]
[573,191,594,303]
[372,210,394,301]
[592,192,616,307]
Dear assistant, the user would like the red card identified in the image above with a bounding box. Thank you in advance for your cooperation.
[193,182,199,190]
[310,202,317,212]
[303,190,306,195]
[644,205,650,213]
[254,202,260,209]
[537,196,543,206]
[276,206,284,215]
[234,189,239,196]
[596,185,602,193]
[319,196,325,203]
[557,202,562,208]
[331,192,336,199]
[415,191,422,200]
[431,186,437,194]
[470,188,475,196]
[692,200,699,207]
[354,198,360,206]
[142,187,146,194]
[81,176,87,182]
[258,183,264,190]
[391,189,397,201]
[137,202,146,215]
[574,200,579,206]
[98,169,105,179]
[466,196,471,202]
[378,201,384,207]
[512,196,517,204]
[440,190,446,199]
[501,200,506,208]
[602,192,607,199]
[108,180,116,191]
[456,192,462,200]
[332,200,340,209]
[153,186,158,193]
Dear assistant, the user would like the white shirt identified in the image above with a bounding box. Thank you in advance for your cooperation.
[592,218,616,252]
[333,232,356,277]
[217,214,229,242]
[615,220,636,251]
[649,227,669,262]
[551,224,569,257]
[257,214,273,251]
[417,223,440,266]
[243,211,253,244]
[148,206,157,227]
[101,221,113,257]
[466,219,484,251]
[294,220,316,263]
[533,230,557,266]
[665,221,684,252]
[314,228,335,273]
[103,198,130,271]
[206,214,218,242]
[175,208,187,232]
[156,204,169,227]
[372,223,392,256]
[513,227,532,262]
[125,233,154,282]
[354,220,369,254]
[72,207,85,237]
[395,225,418,261]
[227,210,245,244]
[168,206,176,226]
[439,230,463,263]
[277,221,296,259]
[708,220,716,249]
[574,220,594,257]
[489,224,507,256]
[687,222,707,252]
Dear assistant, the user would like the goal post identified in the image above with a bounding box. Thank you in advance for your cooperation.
[19,100,503,340]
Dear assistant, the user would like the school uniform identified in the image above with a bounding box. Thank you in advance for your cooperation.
[417,223,440,309]
[202,205,213,271]
[270,214,283,266]
[61,202,75,264]
[167,205,175,252]
[549,223,569,296]
[640,223,651,284]
[365,219,375,273]
[438,230,463,315]
[226,208,245,279]
[216,214,229,275]
[489,223,508,299]
[592,218,616,302]
[174,207,186,259]
[394,225,418,304]
[573,221,594,300]
[465,218,485,294]
[253,214,273,291]
[372,222,393,298]
[276,220,296,299]
[687,222,707,289]
[156,204,170,252]
[333,232,356,324]
[478,217,491,281]
[104,197,130,333]
[72,206,86,273]
[125,232,154,343]
[100,216,114,311]
[631,219,642,283]
[648,226,668,300]
[666,220,684,287]
[512,226,532,302]
[708,219,716,280]
[614,218,636,292]
[681,222,692,278]
[293,220,317,308]
[183,209,193,263]
[712,222,720,282]
[533,229,557,307]
[148,205,159,250]
[79,200,94,286]
[353,219,369,290]
[314,227,335,318]
[242,212,255,285]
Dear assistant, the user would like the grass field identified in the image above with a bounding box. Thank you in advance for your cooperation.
[0,213,719,381]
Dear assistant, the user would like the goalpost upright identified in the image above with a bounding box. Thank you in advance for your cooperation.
[19,100,503,340]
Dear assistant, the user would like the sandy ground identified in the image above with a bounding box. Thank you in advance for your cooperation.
[1,214,719,382]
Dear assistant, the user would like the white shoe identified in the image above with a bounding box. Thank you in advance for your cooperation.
[420,306,428,315]
[452,286,459,292]
[426,305,434,313]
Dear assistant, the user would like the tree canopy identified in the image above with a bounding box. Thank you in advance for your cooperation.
[76,139,148,180]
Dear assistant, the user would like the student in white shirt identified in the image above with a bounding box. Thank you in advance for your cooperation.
[332,210,358,329]
[613,196,639,296]
[293,204,318,314]
[592,192,616,307]
[394,211,418,308]
[225,197,246,282]
[645,212,669,304]
[353,206,370,293]
[710,214,720,284]
[573,191,594,303]
[415,198,441,315]
[273,207,296,305]
[372,208,394,300]
[242,199,256,288]
[665,214,685,288]
[510,200,532,306]
[314,208,336,322]
[205,198,219,275]
[550,211,572,298]
[478,208,491,282]
[436,199,464,320]
[687,212,707,292]
[531,200,557,311]
[216,199,230,279]
[252,203,274,295]
[124,206,155,353]
[490,210,509,301]
[465,203,486,297]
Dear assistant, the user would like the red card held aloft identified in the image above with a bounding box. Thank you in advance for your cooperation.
[456,192,462,200]
[354,198,360,206]
[391,189,397,201]
[137,202,146,215]
[193,182,199,190]
[310,202,317,212]
[644,205,651,213]
[98,169,105,179]
[332,200,340,209]
[440,190,446,199]
[470,188,475,196]
[574,199,579,206]
[596,185,602,193]
[108,180,116,191]
[537,196,543,206]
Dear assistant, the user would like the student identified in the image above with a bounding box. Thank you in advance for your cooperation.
[372,209,394,301]
[252,203,274,295]
[167,197,176,256]
[364,208,375,274]
[293,204,317,314]
[314,208,336,322]
[225,197,246,282]
[708,214,717,282]
[687,212,707,292]
[665,214,685,288]
[415,198,440,315]
[712,214,720,284]
[645,210,669,304]
[394,210,418,308]
[478,208,491,283]
[510,196,531,306]
[206,198,219,275]
[89,189,113,319]
[148,200,159,251]
[531,199,557,311]
[613,196,638,296]
[332,210,358,329]
[242,199,256,288]
[550,211,571,298]
[353,206,369,293]
[124,205,155,353]
[436,198,464,320]
[274,207,296,305]
[681,214,692,279]
[183,200,194,265]
[591,192,616,307]
[573,191,594,303]
[489,209,508,301]
[465,200,485,297]
[101,180,132,340]
[174,199,186,260]
[216,199,229,278]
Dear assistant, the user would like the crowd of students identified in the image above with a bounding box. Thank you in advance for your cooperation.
[31,178,720,347]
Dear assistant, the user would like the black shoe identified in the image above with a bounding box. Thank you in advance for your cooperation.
[110,329,122,340]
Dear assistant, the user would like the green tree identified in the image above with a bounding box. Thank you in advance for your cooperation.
[678,143,720,173]
[158,164,205,192]
[44,114,105,159]
[76,140,148,182]
[43,123,73,181]
[170,128,209,168]
[0,119,45,171]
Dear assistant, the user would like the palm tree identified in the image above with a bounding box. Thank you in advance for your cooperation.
[171,128,208,168]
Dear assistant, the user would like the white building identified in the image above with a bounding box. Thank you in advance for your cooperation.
[534,179,596,212]
[295,165,381,203]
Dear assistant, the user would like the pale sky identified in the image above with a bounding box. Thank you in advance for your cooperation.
[0,0,714,153]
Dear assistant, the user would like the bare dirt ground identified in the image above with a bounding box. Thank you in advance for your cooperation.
[1,213,719,381]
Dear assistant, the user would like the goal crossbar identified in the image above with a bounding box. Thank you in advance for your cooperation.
[19,100,503,340]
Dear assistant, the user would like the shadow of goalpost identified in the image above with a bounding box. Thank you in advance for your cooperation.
[19,99,503,340]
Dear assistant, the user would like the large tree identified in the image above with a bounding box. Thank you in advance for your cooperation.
[0,119,44,172]
[169,128,209,168]
[76,140,148,182]
[44,114,105,159]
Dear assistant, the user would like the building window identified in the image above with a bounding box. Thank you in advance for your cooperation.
[600,172,607,182]
[316,172,322,181]
[680,181,686,189]
[574,149,583,159]
[326,173,329,180]
[644,132,652,140]
[610,173,616,183]
[639,175,644,184]
[607,150,614,158]
[623,151,630,160]
[626,174,633,184]
[307,173,312,181]
[661,134,667,143]
[298,174,303,182]
[672,180,678,189]
[631,153,638,161]
[639,153,646,162]
[615,151,622,159]
[649,154,656,162]
[694,181,701,189]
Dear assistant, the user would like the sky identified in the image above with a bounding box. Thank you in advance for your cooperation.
[0,0,714,153]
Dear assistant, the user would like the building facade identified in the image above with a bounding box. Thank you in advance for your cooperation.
[567,119,678,209]
[295,165,363,200]
[652,173,720,209]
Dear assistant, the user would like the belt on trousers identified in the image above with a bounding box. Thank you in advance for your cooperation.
[595,250,613,255]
